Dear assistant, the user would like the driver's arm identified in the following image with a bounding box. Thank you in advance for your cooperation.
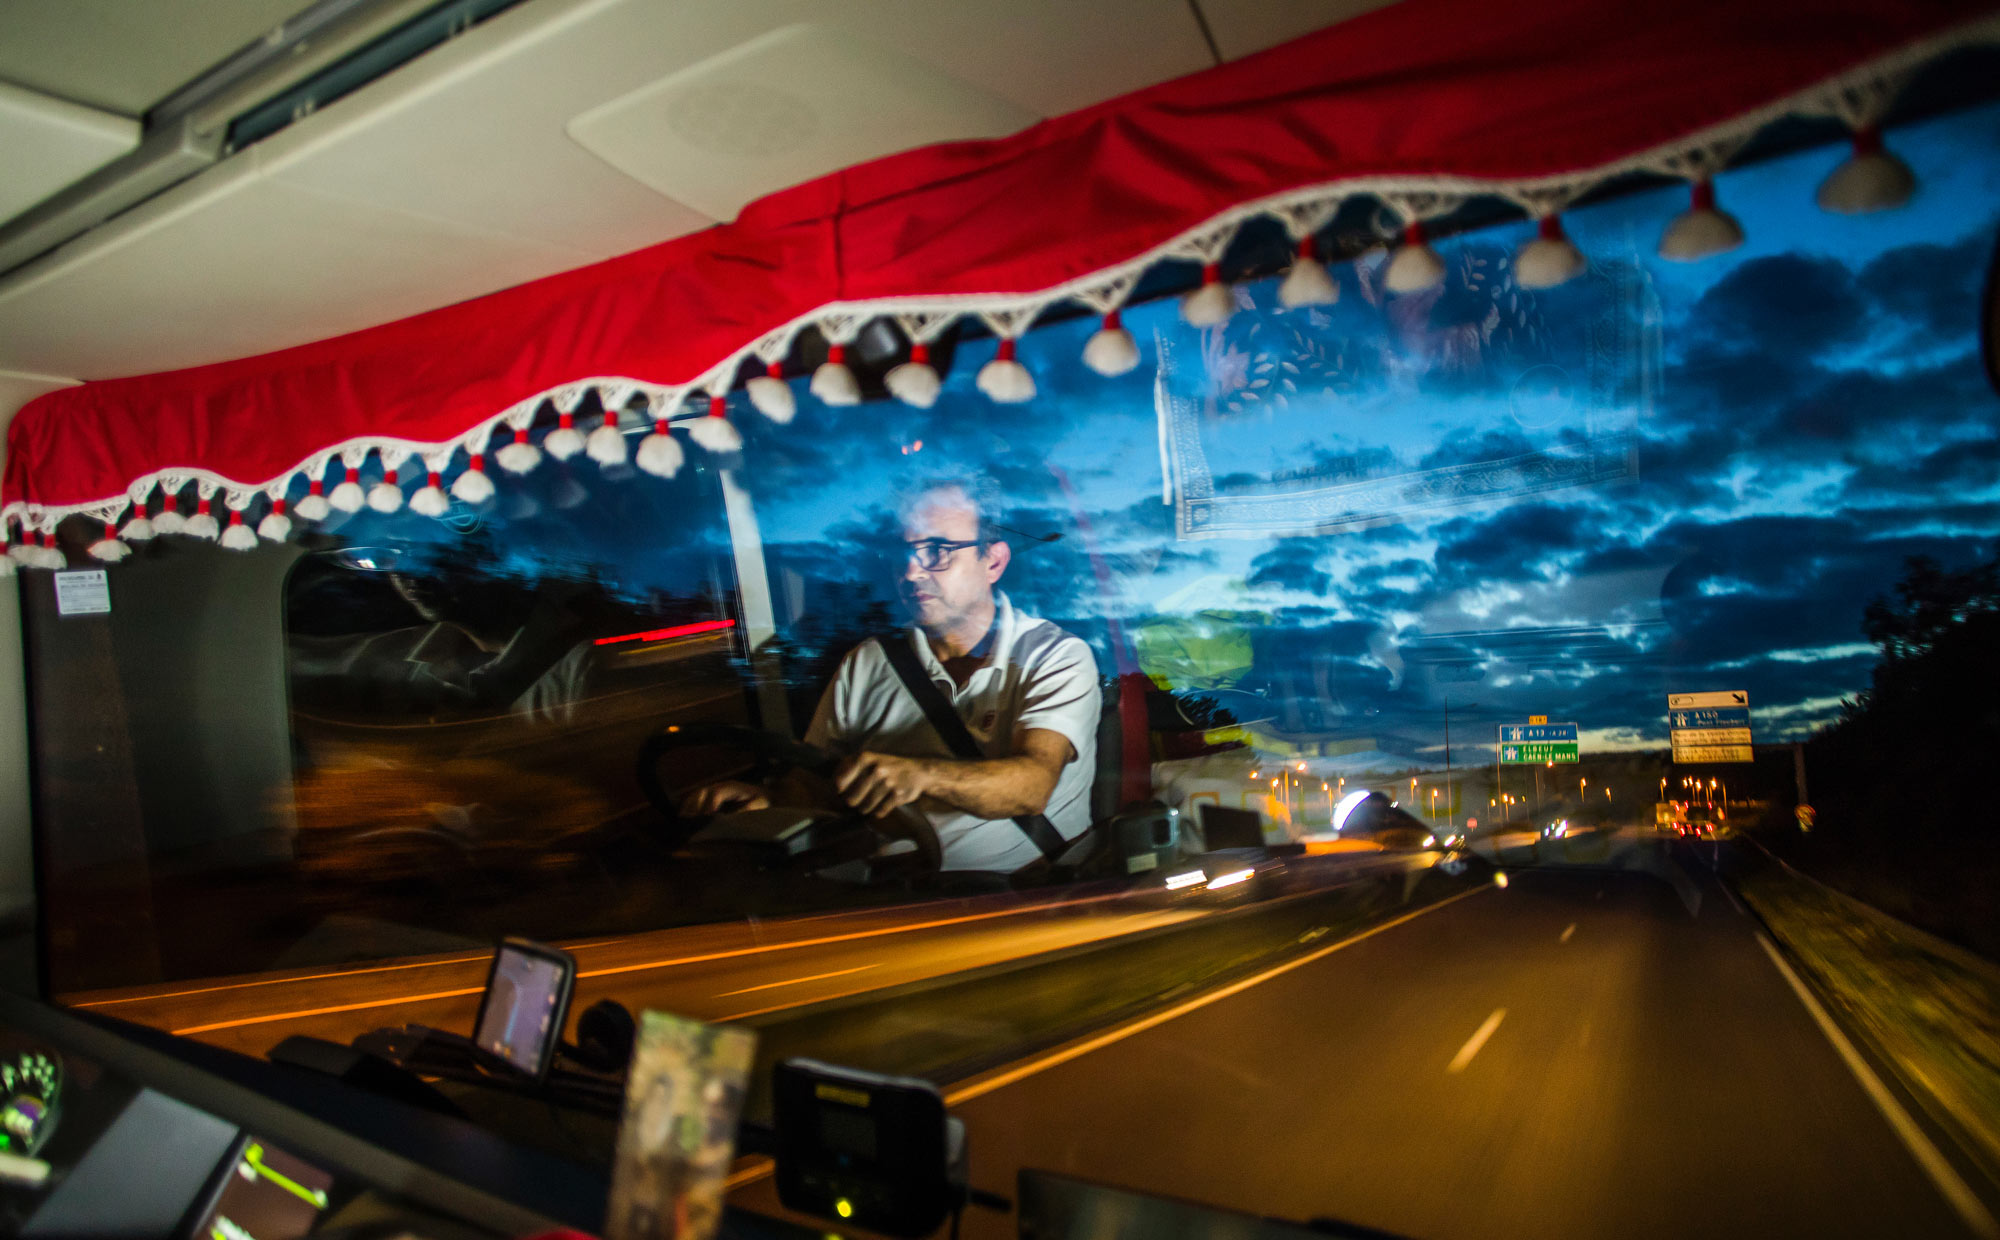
[836,730,1073,820]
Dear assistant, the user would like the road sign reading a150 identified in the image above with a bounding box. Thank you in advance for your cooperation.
[1668,689,1753,763]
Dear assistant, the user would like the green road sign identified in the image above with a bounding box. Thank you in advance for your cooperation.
[1499,741,1579,764]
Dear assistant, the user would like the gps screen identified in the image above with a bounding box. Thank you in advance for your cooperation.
[474,946,568,1075]
[189,1139,333,1240]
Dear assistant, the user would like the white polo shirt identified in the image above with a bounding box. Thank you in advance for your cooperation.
[804,594,1101,873]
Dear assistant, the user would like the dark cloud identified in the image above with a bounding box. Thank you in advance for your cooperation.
[1856,231,1992,340]
[1247,539,1332,595]
[1684,253,1870,359]
[1431,503,1595,588]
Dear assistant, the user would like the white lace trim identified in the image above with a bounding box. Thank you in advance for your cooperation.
[7,12,1997,535]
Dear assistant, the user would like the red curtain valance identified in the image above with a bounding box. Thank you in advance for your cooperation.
[5,0,1998,555]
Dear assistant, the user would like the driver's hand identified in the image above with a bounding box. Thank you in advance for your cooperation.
[834,752,928,819]
[681,780,770,816]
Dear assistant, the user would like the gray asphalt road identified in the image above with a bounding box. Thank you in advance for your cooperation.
[775,861,1982,1240]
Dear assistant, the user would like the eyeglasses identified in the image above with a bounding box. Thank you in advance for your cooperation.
[904,538,981,570]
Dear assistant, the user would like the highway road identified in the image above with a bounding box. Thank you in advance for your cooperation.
[727,848,1997,1240]
[62,852,1423,1060]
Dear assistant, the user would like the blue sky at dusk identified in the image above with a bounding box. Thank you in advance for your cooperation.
[323,101,2000,765]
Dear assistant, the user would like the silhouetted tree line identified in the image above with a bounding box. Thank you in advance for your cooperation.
[1799,545,2000,953]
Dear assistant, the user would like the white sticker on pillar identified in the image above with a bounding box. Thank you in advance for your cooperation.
[54,569,111,616]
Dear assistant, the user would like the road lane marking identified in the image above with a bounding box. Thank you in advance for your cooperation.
[173,987,485,1035]
[1560,923,1576,943]
[1755,934,2000,1240]
[141,893,1152,1028]
[72,936,634,1008]
[727,1158,775,1189]
[1448,1008,1506,1073]
[73,955,500,1007]
[714,965,878,998]
[941,886,1490,1107]
[574,893,1149,981]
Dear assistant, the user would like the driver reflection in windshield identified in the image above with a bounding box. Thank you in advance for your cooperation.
[685,476,1100,874]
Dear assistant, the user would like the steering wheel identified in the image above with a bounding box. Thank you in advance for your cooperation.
[636,724,942,871]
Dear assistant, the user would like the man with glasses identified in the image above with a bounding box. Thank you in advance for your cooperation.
[685,477,1100,874]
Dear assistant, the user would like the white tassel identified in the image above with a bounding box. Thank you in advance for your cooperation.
[636,428,685,478]
[90,524,131,562]
[33,538,64,569]
[885,343,941,408]
[6,540,30,567]
[258,508,293,542]
[329,467,366,513]
[1181,265,1235,327]
[410,471,450,517]
[0,553,12,579]
[1817,130,1915,213]
[688,397,744,454]
[368,470,404,513]
[295,485,331,522]
[1659,180,1743,260]
[976,340,1036,403]
[1278,238,1339,307]
[184,499,221,540]
[1515,215,1586,289]
[586,412,628,466]
[451,458,495,503]
[747,364,797,423]
[496,433,543,475]
[812,346,861,406]
[1384,223,1446,292]
[1083,312,1141,376]
[544,412,585,460]
[152,501,187,535]
[120,511,156,542]
[219,513,258,550]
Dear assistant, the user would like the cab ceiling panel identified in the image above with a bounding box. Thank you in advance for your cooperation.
[0,164,588,380]
[0,0,318,117]
[0,0,1225,381]
[0,83,139,224]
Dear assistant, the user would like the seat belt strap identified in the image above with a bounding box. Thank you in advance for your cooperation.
[873,635,1069,861]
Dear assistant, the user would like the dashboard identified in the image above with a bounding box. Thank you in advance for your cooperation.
[0,998,527,1240]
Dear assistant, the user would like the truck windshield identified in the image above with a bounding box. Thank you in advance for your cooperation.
[19,98,2000,1240]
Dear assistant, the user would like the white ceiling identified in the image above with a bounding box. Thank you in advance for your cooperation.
[0,0,323,117]
[0,0,1395,423]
